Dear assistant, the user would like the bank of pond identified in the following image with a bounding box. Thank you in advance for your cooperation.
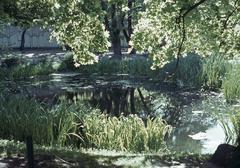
[0,52,240,167]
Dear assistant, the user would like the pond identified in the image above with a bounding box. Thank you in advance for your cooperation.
[1,72,235,155]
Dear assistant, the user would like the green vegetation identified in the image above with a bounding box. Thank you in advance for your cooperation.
[223,65,240,103]
[231,111,240,145]
[1,0,240,166]
[201,54,231,90]
[0,63,56,80]
[83,112,171,152]
[133,1,240,68]
[59,54,159,77]
[0,95,170,153]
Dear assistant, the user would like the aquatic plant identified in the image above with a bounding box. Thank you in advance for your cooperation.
[219,109,240,146]
[223,64,240,103]
[82,112,171,152]
[59,53,159,77]
[0,95,91,146]
[9,63,56,79]
[0,96,170,153]
[201,54,231,90]
[0,95,53,145]
[0,62,56,80]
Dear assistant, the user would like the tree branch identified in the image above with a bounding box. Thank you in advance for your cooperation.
[182,0,208,18]
[173,0,207,74]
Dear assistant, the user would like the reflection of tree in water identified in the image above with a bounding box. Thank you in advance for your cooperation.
[64,86,152,117]
[89,87,139,116]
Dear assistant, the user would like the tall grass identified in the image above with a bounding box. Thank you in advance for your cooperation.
[223,64,240,103]
[11,63,55,79]
[0,96,92,146]
[0,95,53,145]
[0,62,56,80]
[82,112,171,152]
[220,110,240,145]
[59,53,160,77]
[201,54,231,90]
[0,96,170,152]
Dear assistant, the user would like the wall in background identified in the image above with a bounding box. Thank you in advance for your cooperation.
[0,26,59,49]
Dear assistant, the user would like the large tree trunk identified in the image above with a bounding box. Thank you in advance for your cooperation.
[111,4,122,58]
[20,28,27,51]
[128,0,136,54]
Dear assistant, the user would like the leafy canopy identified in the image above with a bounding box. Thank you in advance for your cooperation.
[132,0,240,68]
[47,0,110,66]
[1,0,51,28]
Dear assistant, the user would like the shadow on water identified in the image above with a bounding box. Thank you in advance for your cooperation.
[0,73,233,154]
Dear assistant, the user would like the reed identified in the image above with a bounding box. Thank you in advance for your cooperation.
[0,96,170,152]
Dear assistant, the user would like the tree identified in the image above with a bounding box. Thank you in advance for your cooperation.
[100,0,143,57]
[132,0,240,69]
[1,0,52,50]
[48,0,144,64]
[47,0,109,65]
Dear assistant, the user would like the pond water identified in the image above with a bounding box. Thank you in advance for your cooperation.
[1,72,235,154]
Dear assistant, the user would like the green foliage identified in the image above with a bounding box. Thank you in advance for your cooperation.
[133,0,240,68]
[161,54,203,87]
[231,111,240,145]
[1,0,51,28]
[59,54,159,77]
[0,96,170,152]
[48,0,109,65]
[0,62,56,80]
[49,98,93,147]
[82,112,171,152]
[223,64,240,103]
[220,110,240,146]
[0,95,53,145]
[201,54,231,89]
[0,95,93,146]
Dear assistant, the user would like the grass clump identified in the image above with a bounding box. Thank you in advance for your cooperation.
[0,95,170,153]
[59,53,160,77]
[223,64,240,103]
[201,54,231,90]
[83,112,171,152]
[0,62,56,80]
[0,95,92,147]
[0,95,53,145]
